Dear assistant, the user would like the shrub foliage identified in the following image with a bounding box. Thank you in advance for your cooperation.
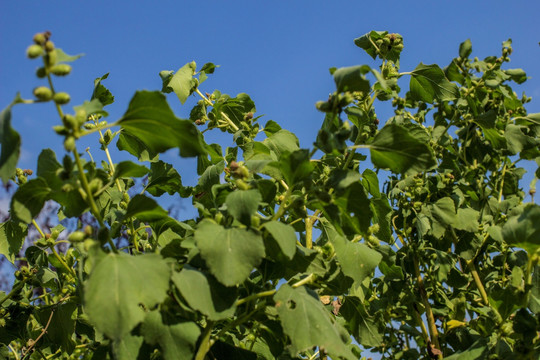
[0,30,539,359]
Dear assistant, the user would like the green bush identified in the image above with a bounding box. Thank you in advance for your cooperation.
[0,30,539,359]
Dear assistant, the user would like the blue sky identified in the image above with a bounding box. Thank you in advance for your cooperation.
[1,1,539,203]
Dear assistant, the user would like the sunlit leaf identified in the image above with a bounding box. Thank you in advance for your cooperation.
[195,220,265,286]
[118,91,206,157]
[369,124,436,174]
[274,285,355,360]
[84,252,170,340]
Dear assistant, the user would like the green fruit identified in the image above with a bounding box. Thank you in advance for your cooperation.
[50,64,72,76]
[44,41,55,52]
[53,92,71,105]
[250,215,261,228]
[33,86,52,101]
[36,67,47,78]
[53,125,69,135]
[33,33,46,45]
[45,49,57,66]
[68,231,86,243]
[26,44,43,59]
[62,114,77,129]
[88,178,103,195]
[75,109,87,124]
[64,136,76,152]
[50,229,60,240]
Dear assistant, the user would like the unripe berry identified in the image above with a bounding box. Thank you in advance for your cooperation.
[44,49,57,67]
[84,225,93,237]
[64,136,76,152]
[250,215,261,228]
[62,114,77,129]
[214,212,224,224]
[53,92,71,105]
[50,229,60,240]
[26,44,44,59]
[44,41,55,52]
[36,67,47,78]
[88,178,103,195]
[33,86,53,101]
[68,231,86,243]
[50,64,72,76]
[75,109,87,125]
[33,33,46,45]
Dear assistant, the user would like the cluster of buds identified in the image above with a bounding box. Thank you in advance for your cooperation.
[14,168,33,184]
[27,32,72,105]
[375,33,404,58]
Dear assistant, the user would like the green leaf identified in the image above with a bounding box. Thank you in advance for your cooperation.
[164,62,197,104]
[361,169,380,197]
[430,197,457,228]
[322,221,381,283]
[113,334,146,360]
[455,207,480,232]
[371,196,393,243]
[262,130,299,158]
[56,48,83,63]
[116,131,159,162]
[274,284,355,360]
[172,267,237,320]
[91,73,114,106]
[0,221,27,263]
[505,124,538,155]
[459,39,472,59]
[333,65,371,93]
[35,302,77,354]
[145,161,183,196]
[84,252,170,340]
[369,124,436,174]
[277,149,314,185]
[408,63,459,103]
[10,178,51,223]
[502,204,540,255]
[225,189,262,225]
[262,221,297,260]
[0,104,21,183]
[73,99,107,117]
[354,31,388,60]
[445,339,488,360]
[141,310,200,360]
[340,296,383,347]
[113,161,149,181]
[124,194,169,222]
[118,90,206,157]
[195,220,265,286]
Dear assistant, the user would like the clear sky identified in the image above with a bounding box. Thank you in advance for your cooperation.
[1,1,539,192]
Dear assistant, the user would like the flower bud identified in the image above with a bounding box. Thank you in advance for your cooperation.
[64,136,76,152]
[44,41,55,52]
[26,45,44,59]
[50,64,72,76]
[84,225,93,237]
[33,33,46,45]
[62,114,77,129]
[44,49,57,67]
[75,109,87,124]
[53,125,69,135]
[33,86,53,101]
[53,92,71,105]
